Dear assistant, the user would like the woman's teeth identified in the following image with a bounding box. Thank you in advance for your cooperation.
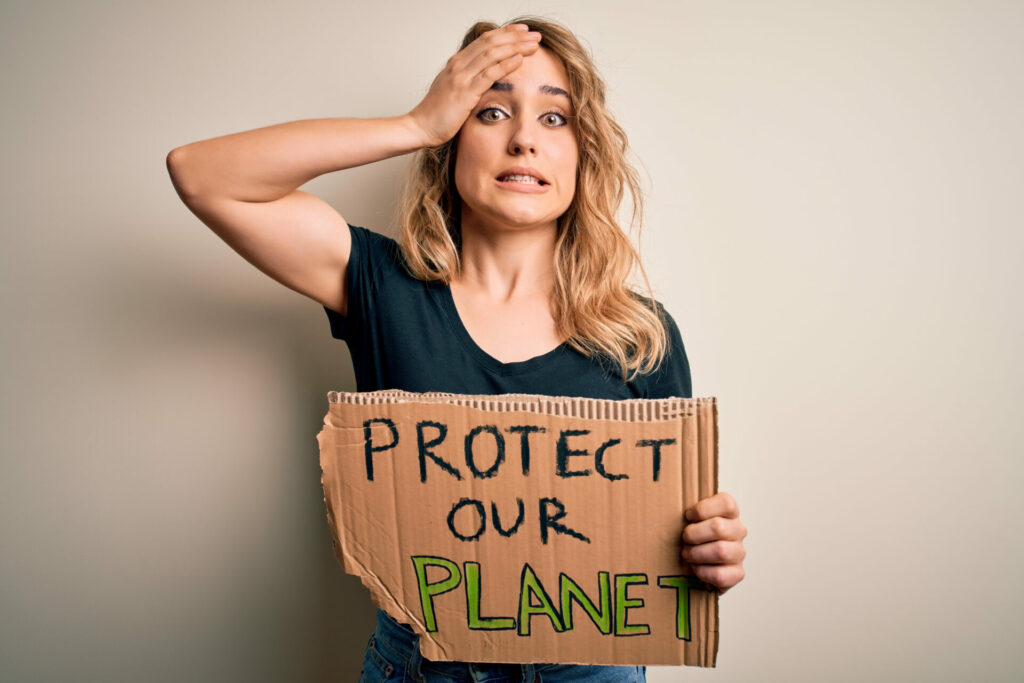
[500,175,542,184]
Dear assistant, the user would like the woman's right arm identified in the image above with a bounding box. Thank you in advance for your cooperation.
[165,116,427,314]
[165,23,541,315]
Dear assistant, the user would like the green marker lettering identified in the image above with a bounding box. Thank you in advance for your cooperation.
[411,556,461,632]
[465,562,515,630]
[657,575,692,640]
[559,571,611,634]
[518,564,565,636]
[614,573,650,636]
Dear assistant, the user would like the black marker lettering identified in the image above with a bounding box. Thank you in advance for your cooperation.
[362,418,398,481]
[417,420,461,482]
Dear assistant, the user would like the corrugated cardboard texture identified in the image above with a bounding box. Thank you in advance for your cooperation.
[317,390,719,666]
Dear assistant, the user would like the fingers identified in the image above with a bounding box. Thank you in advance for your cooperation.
[456,24,538,67]
[454,25,541,87]
[685,491,739,523]
[682,515,747,545]
[468,39,540,89]
[691,563,745,594]
[681,539,746,565]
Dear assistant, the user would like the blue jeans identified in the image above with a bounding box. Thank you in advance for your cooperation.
[359,610,646,682]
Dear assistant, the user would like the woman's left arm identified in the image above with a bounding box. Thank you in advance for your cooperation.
[681,492,747,593]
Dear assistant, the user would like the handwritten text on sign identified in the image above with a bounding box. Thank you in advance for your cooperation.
[362,417,678,544]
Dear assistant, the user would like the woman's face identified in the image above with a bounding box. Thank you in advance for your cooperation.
[454,46,579,235]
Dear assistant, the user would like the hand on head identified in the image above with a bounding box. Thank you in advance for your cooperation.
[408,24,542,148]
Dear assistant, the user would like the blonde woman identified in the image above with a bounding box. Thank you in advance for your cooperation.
[167,17,746,682]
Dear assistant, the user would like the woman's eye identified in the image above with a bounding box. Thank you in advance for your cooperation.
[477,107,509,122]
[476,108,568,126]
[542,112,568,127]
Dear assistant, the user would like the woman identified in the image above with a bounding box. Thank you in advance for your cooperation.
[168,16,746,683]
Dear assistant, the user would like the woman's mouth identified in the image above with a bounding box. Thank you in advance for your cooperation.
[494,175,549,194]
[497,174,547,186]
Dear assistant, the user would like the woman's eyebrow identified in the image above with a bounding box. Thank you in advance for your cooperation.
[490,81,571,101]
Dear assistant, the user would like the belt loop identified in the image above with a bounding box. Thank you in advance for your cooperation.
[522,663,537,682]
[407,639,426,683]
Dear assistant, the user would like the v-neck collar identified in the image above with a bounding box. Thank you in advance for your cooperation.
[430,282,570,376]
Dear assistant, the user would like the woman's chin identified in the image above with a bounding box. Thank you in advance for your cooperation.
[466,204,563,234]
[483,216,556,234]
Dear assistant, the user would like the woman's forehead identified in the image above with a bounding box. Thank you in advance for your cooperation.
[487,79,572,107]
[494,48,571,99]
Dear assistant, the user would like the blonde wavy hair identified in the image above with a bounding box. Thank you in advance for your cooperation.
[397,16,667,381]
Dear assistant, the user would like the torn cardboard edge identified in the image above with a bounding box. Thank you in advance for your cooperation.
[318,390,719,667]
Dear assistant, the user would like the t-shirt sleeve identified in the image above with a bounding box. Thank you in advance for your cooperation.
[322,223,391,341]
[643,306,693,399]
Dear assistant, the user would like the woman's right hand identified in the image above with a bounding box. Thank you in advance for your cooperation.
[407,24,542,148]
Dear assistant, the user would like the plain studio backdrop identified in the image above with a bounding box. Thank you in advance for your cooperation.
[2,1,1021,681]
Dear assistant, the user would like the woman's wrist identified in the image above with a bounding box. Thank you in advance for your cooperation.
[401,111,443,150]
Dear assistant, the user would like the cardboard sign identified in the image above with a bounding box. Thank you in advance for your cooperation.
[317,390,719,666]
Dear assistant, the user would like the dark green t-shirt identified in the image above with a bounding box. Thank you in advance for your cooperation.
[323,224,691,400]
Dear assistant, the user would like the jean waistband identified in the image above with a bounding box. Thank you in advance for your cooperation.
[373,609,421,661]
[371,610,540,682]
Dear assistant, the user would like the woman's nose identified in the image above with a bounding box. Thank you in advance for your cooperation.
[507,120,537,156]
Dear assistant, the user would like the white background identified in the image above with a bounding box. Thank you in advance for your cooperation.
[2,1,1021,680]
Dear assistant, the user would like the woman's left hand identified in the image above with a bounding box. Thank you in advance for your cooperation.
[681,491,747,594]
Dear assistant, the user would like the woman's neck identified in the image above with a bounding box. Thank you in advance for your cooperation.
[455,216,558,301]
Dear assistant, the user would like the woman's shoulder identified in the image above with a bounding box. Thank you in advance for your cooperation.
[348,223,402,260]
[324,224,424,341]
[634,295,693,400]
[346,223,417,281]
[627,292,684,337]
